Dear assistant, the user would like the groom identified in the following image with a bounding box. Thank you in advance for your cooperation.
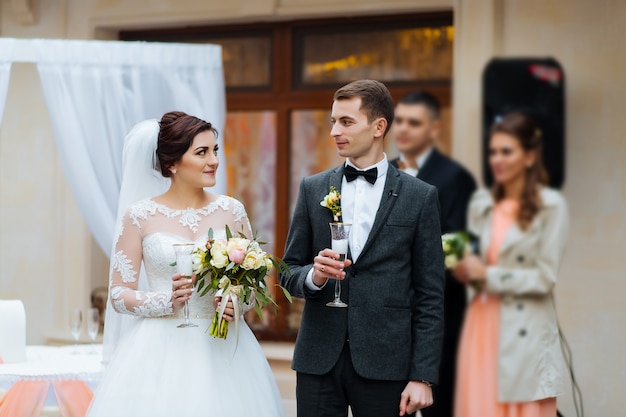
[281,79,445,417]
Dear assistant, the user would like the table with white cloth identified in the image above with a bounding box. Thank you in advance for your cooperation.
[0,344,104,417]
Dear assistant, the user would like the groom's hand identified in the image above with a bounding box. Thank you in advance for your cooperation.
[399,380,433,416]
[312,249,352,287]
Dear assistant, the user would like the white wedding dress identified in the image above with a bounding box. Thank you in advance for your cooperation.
[86,195,286,417]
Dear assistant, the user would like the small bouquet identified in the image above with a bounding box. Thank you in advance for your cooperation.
[192,225,291,340]
[441,232,471,270]
[320,186,342,221]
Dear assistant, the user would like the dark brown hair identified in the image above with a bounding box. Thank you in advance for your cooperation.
[398,90,441,120]
[490,112,549,230]
[156,111,217,177]
[333,79,395,137]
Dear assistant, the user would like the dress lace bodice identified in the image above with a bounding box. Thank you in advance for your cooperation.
[109,195,251,318]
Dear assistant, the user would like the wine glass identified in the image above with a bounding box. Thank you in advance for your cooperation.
[173,243,198,328]
[86,307,100,354]
[69,308,83,354]
[327,222,352,308]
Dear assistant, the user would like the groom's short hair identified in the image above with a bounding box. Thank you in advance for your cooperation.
[334,79,395,137]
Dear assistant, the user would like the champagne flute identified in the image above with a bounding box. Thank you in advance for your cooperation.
[86,307,100,354]
[327,222,351,308]
[69,308,83,354]
[173,243,198,328]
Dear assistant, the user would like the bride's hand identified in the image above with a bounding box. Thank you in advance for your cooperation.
[213,296,236,322]
[171,273,194,312]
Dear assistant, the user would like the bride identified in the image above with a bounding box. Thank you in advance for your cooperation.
[86,111,286,417]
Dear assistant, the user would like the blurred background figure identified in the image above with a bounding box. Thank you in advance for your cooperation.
[453,112,568,417]
[391,91,476,417]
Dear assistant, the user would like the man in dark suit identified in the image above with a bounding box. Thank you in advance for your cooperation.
[281,80,445,417]
[391,91,477,417]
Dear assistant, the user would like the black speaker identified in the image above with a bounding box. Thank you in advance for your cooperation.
[482,57,565,188]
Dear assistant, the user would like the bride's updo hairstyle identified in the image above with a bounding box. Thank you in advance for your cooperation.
[156,111,218,178]
[490,111,549,230]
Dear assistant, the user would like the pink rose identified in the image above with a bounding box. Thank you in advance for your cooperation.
[228,246,246,264]
[227,238,250,264]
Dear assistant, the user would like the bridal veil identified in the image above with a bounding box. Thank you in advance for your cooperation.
[102,119,170,363]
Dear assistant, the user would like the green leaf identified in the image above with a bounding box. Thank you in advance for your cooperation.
[253,300,263,320]
[279,285,293,303]
[225,224,233,240]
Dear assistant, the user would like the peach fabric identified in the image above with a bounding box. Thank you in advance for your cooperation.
[52,380,94,417]
[454,200,557,417]
[0,380,50,417]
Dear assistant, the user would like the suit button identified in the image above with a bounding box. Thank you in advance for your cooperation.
[519,329,527,337]
[517,255,525,263]
[517,303,524,310]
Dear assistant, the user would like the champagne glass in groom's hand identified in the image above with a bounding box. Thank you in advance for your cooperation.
[327,222,351,308]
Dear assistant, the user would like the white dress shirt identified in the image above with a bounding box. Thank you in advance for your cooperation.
[399,146,433,177]
[306,154,389,290]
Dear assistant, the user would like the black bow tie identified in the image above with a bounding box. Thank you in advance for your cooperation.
[344,165,378,184]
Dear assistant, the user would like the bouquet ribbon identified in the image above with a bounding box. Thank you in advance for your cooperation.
[214,285,243,352]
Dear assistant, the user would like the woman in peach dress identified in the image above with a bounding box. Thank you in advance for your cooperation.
[453,112,569,417]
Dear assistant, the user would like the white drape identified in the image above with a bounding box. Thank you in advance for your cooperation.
[33,39,226,255]
[0,39,15,123]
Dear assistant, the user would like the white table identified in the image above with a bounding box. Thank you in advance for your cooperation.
[0,344,104,417]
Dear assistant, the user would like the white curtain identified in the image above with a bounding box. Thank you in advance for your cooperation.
[33,39,226,255]
[0,39,15,123]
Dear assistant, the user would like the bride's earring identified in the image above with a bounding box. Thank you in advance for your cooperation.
[171,169,177,174]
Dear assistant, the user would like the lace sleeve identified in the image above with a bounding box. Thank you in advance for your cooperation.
[109,210,174,317]
[231,198,253,237]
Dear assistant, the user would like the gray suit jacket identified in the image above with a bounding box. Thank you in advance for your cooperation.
[280,162,445,383]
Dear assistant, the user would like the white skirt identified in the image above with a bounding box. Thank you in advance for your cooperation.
[86,317,286,417]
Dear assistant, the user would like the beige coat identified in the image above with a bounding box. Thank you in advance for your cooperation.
[467,187,568,402]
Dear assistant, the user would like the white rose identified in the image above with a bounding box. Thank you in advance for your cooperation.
[211,253,229,269]
[442,240,451,254]
[191,252,203,272]
[249,241,262,253]
[444,254,458,270]
[210,240,229,268]
[242,251,264,270]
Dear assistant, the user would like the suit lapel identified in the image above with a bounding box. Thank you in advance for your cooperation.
[356,164,402,262]
[307,165,346,226]
[416,148,441,181]
[328,165,344,194]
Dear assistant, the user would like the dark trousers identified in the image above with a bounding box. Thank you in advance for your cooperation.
[296,342,415,417]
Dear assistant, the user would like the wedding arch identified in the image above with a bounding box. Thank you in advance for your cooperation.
[0,37,226,255]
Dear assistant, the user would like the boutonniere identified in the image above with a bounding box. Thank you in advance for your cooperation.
[320,186,342,222]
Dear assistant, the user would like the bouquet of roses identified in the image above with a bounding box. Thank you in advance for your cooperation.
[192,225,291,340]
[441,231,471,270]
